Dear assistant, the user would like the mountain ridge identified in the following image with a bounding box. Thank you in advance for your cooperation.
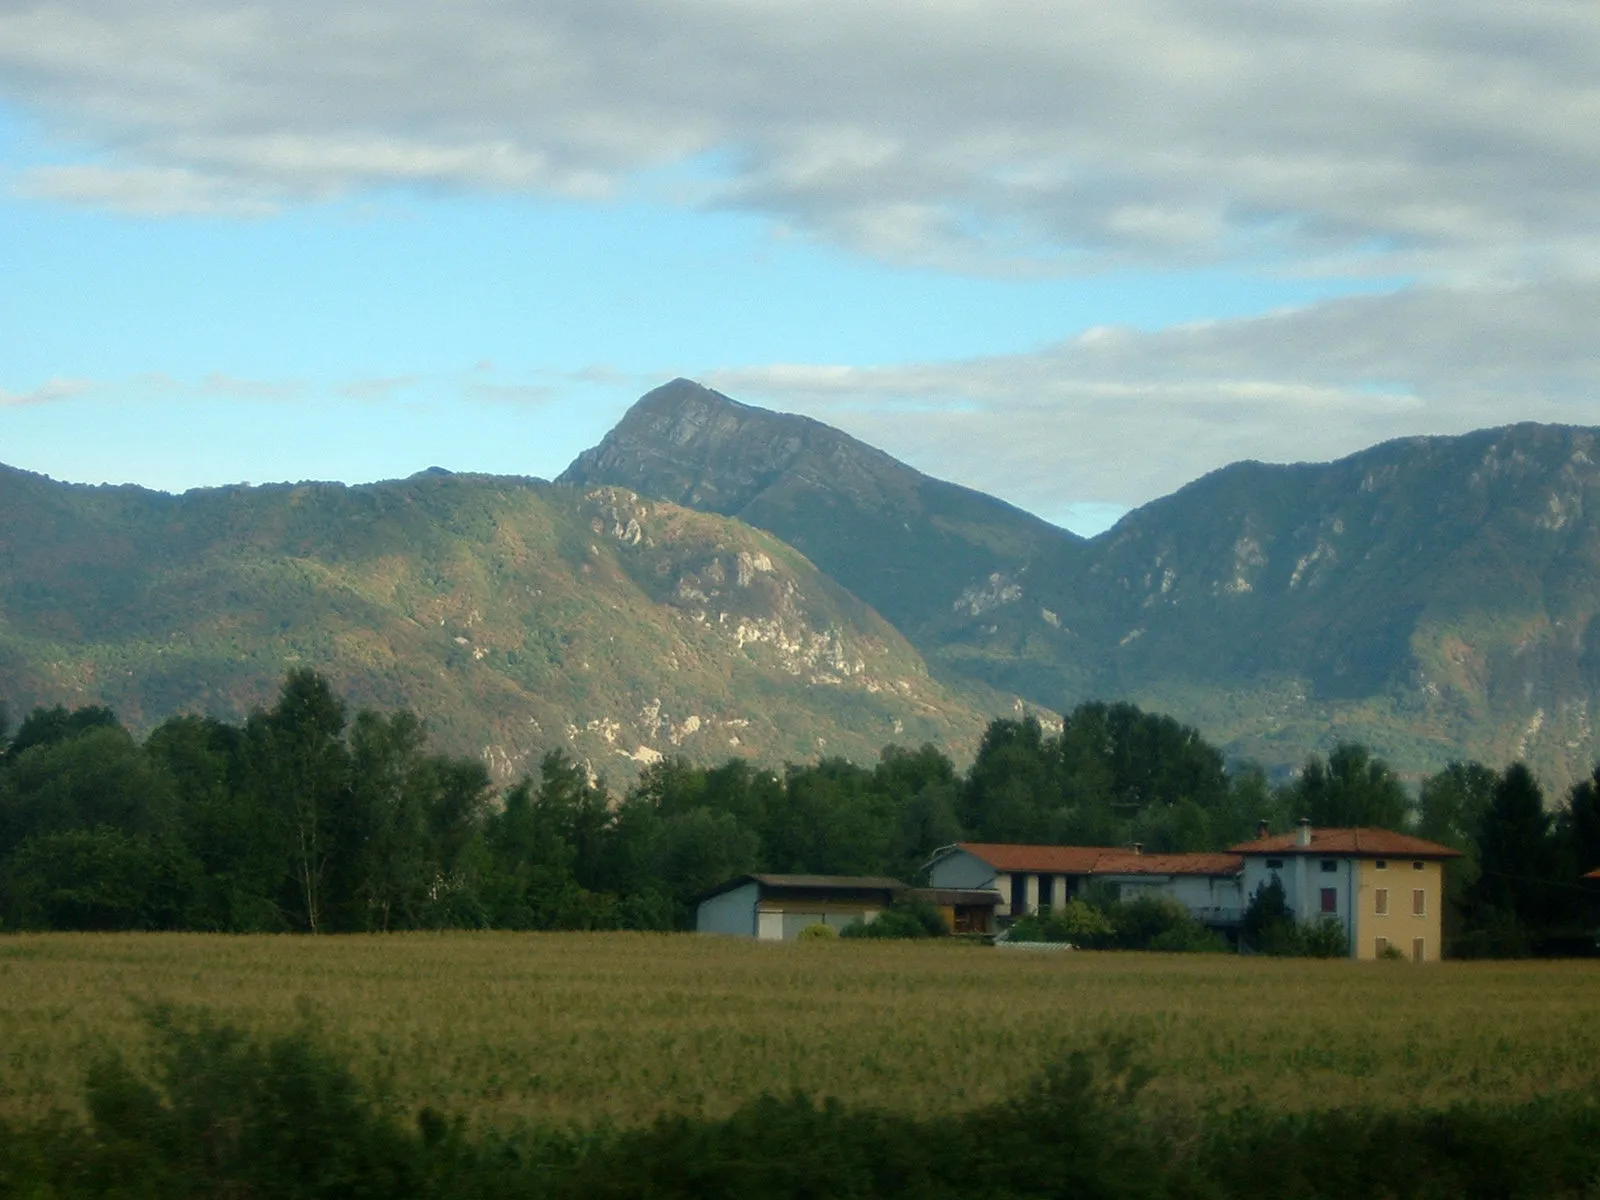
[0,463,1005,780]
[563,385,1600,791]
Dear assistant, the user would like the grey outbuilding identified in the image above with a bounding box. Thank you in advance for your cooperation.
[694,874,907,940]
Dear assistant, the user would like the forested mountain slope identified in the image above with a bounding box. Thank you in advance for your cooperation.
[0,466,1000,779]
[568,387,1600,789]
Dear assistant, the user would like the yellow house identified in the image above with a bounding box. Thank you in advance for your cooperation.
[1231,824,1463,962]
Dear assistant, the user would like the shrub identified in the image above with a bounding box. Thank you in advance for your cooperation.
[1008,900,1114,945]
[80,1006,422,1199]
[1243,878,1350,957]
[797,921,838,940]
[1298,917,1352,959]
[841,899,948,939]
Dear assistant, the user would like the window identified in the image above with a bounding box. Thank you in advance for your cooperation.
[1412,937,1425,964]
[1375,936,1388,956]
[1320,859,1337,873]
[1266,858,1284,869]
[1374,888,1389,916]
[1412,861,1425,871]
[1412,889,1426,917]
[1320,887,1337,914]
[1374,860,1388,870]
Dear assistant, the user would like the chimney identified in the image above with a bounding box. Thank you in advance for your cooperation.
[1132,842,1144,856]
[1255,819,1270,840]
[1297,818,1312,848]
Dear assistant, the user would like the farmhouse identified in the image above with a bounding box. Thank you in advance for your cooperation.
[1228,822,1462,963]
[924,842,1246,925]
[695,874,1003,940]
[927,825,1462,961]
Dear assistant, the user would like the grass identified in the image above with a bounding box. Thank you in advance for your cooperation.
[1,932,1597,1131]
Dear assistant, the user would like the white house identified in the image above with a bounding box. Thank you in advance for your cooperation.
[924,842,1245,926]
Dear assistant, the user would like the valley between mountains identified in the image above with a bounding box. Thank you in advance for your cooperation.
[4,376,1599,791]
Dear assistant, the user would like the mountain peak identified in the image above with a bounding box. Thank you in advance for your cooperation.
[560,379,1077,635]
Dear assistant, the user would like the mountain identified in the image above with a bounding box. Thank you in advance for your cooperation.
[559,379,1080,639]
[566,387,1600,791]
[0,466,1003,780]
[1045,423,1600,787]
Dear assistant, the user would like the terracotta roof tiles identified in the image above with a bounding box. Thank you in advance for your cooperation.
[952,843,1112,873]
[950,843,1242,876]
[1227,828,1462,859]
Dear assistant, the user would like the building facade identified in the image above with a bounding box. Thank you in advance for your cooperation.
[924,843,1245,926]
[1230,824,1461,962]
[696,874,906,939]
[928,826,1461,960]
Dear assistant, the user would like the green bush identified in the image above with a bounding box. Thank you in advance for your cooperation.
[796,921,838,940]
[841,898,947,939]
[1009,895,1225,952]
[1007,899,1114,945]
[1243,877,1351,957]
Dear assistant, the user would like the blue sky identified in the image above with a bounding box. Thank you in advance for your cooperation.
[4,3,1599,535]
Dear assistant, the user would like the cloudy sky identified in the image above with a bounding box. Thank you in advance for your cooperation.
[3,1,1598,534]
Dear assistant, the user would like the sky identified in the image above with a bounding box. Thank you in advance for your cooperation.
[3,2,1599,536]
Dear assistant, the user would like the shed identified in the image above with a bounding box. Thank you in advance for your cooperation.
[695,874,907,940]
[907,887,1003,934]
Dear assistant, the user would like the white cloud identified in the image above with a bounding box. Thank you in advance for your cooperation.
[198,372,304,400]
[703,277,1600,519]
[15,163,279,216]
[0,376,92,405]
[336,375,422,401]
[0,1,1598,278]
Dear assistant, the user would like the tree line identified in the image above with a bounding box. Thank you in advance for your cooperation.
[1,670,1596,951]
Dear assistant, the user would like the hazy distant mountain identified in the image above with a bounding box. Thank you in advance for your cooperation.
[0,466,1001,779]
[566,385,1600,790]
[559,379,1080,639]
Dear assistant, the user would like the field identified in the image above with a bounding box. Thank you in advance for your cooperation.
[2,932,1598,1131]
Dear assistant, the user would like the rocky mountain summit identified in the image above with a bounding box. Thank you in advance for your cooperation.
[560,379,1076,636]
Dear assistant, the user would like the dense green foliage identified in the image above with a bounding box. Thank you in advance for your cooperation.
[4,1011,1600,1199]
[1239,877,1352,957]
[1007,894,1226,952]
[2,675,1596,949]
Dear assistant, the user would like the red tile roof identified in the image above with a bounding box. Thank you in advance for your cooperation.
[952,843,1112,873]
[1092,852,1245,876]
[1228,828,1462,859]
[950,843,1242,876]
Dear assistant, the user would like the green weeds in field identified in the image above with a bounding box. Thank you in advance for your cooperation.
[3,1010,1600,1199]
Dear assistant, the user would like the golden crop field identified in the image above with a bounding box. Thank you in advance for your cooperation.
[2,932,1598,1130]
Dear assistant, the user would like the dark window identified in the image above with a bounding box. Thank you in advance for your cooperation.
[1266,858,1284,869]
[1412,861,1425,870]
[1374,860,1388,870]
[1320,859,1337,873]
[1320,887,1337,914]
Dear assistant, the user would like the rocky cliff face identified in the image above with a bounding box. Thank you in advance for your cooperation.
[560,378,1081,638]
